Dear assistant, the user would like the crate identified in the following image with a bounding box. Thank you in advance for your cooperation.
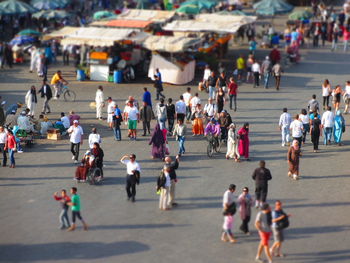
[47,129,61,140]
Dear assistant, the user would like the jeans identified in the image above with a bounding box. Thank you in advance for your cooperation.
[209,86,216,99]
[59,208,70,228]
[178,136,185,154]
[324,127,333,145]
[168,118,175,134]
[344,40,349,52]
[264,72,270,89]
[113,126,121,140]
[229,94,237,110]
[158,117,167,130]
[9,148,15,165]
[281,126,290,145]
[185,106,191,121]
[126,174,137,199]
[70,143,80,161]
[0,143,7,166]
[156,91,165,100]
[323,96,329,108]
[142,121,150,135]
[302,124,309,143]
[43,65,48,80]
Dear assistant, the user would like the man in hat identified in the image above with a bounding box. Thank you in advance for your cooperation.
[106,97,116,129]
[67,120,84,164]
[261,56,272,89]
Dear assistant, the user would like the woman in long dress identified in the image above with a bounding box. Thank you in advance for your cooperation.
[238,123,250,161]
[333,110,345,146]
[149,123,166,160]
[226,123,240,162]
[25,86,37,117]
[192,104,204,136]
[287,140,301,180]
[216,87,225,114]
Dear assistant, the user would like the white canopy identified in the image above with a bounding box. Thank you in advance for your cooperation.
[143,36,202,52]
[119,9,176,22]
[43,26,80,40]
[163,14,256,33]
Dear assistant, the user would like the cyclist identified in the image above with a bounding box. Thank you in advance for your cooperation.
[218,110,232,143]
[204,118,221,148]
[51,70,68,99]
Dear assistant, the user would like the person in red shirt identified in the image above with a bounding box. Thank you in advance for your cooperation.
[269,46,281,65]
[228,77,238,111]
[53,190,71,229]
[4,129,16,168]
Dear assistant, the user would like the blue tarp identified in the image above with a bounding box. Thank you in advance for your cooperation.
[253,0,294,16]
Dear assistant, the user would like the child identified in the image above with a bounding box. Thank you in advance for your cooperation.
[221,211,237,243]
[53,189,71,229]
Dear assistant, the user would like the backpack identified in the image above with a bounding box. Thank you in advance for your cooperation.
[276,210,289,230]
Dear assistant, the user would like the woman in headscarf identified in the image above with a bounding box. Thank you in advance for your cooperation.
[149,123,166,160]
[238,187,253,235]
[226,123,240,162]
[333,110,345,146]
[238,123,250,161]
[25,86,37,117]
[92,142,104,178]
[192,104,204,136]
[287,140,301,180]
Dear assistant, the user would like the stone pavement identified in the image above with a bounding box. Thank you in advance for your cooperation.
[0,44,349,263]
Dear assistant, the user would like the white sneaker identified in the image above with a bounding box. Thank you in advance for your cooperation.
[18,150,24,153]
[72,156,75,160]
[74,160,78,164]
[282,143,285,147]
[293,174,299,180]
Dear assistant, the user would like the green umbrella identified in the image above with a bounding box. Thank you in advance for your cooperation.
[32,10,71,19]
[176,4,201,14]
[93,10,116,20]
[18,29,41,36]
[0,0,37,15]
[180,0,216,10]
[289,9,312,20]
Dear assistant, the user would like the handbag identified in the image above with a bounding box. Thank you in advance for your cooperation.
[276,210,289,230]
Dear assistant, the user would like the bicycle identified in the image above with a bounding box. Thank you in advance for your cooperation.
[207,134,219,157]
[62,85,76,102]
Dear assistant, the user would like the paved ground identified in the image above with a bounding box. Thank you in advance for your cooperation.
[0,38,350,263]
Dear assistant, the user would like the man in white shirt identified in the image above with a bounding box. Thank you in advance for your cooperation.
[223,184,236,211]
[203,98,217,120]
[0,126,7,167]
[120,154,141,202]
[279,108,292,146]
[252,61,261,88]
[60,112,70,129]
[95,86,104,120]
[344,81,350,114]
[290,114,303,148]
[190,93,201,113]
[106,97,116,129]
[67,120,84,163]
[203,65,211,90]
[175,95,186,122]
[182,87,192,122]
[124,101,139,140]
[321,106,335,145]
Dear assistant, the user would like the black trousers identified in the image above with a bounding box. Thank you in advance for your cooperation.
[176,113,185,122]
[240,216,251,234]
[168,118,175,134]
[253,72,260,87]
[229,94,237,110]
[311,131,320,150]
[70,143,80,161]
[0,143,7,166]
[323,96,329,108]
[293,136,302,149]
[126,174,137,198]
[255,184,268,202]
[142,121,151,135]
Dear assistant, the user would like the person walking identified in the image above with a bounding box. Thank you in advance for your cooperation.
[344,81,350,114]
[120,154,141,202]
[140,101,154,136]
[279,108,292,147]
[207,71,217,100]
[88,127,101,149]
[106,97,116,129]
[238,187,253,235]
[228,77,238,111]
[192,104,204,136]
[4,129,16,168]
[221,210,237,243]
[156,98,167,129]
[175,95,186,122]
[124,100,139,140]
[307,94,319,115]
[68,120,84,164]
[310,112,322,152]
[67,187,88,231]
[238,123,250,161]
[226,123,240,162]
[112,104,122,141]
[270,201,290,258]
[333,85,343,112]
[53,189,71,230]
[333,110,345,146]
[261,56,272,89]
[223,184,236,214]
[216,71,228,93]
[164,156,179,207]
[38,79,52,115]
[252,60,261,88]
[183,87,192,122]
[157,166,172,210]
[252,160,272,208]
[154,75,165,101]
[95,86,104,120]
[299,109,310,145]
[173,119,187,156]
[166,98,176,135]
[287,140,301,180]
[25,86,37,117]
[271,63,282,90]
[255,203,273,263]
[321,106,335,145]
[203,98,217,121]
[142,87,152,108]
[322,79,331,110]
[216,87,225,114]
[290,114,303,149]
[0,126,7,167]
[236,54,245,83]
[149,123,166,160]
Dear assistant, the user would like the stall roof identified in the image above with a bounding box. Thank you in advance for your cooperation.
[60,27,146,46]
[105,19,152,28]
[143,36,202,52]
[163,14,257,33]
[43,26,80,40]
[119,9,176,22]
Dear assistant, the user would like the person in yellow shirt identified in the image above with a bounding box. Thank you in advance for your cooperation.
[50,70,68,99]
[236,54,245,82]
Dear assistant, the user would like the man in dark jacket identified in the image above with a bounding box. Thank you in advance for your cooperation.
[38,79,52,114]
[164,155,180,207]
[139,101,154,136]
[218,110,232,141]
[252,160,272,209]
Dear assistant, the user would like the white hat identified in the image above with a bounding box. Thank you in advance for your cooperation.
[73,120,79,124]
